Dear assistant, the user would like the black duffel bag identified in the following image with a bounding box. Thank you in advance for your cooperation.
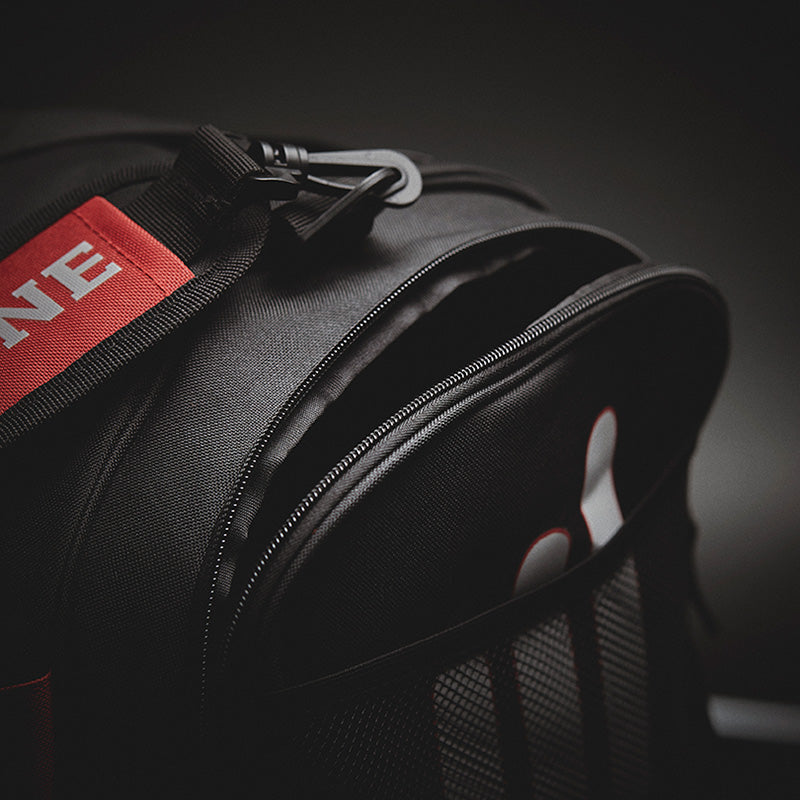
[0,114,727,798]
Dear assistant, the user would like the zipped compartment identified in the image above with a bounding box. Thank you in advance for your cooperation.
[237,225,646,538]
[215,261,727,707]
[196,221,646,714]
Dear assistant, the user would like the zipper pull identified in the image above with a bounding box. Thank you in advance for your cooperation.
[245,141,422,207]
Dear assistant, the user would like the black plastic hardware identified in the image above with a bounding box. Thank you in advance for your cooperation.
[246,141,422,207]
[299,166,398,242]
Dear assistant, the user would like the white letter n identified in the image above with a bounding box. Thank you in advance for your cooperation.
[0,280,64,349]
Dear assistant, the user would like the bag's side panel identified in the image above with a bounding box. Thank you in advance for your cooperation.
[1,177,554,795]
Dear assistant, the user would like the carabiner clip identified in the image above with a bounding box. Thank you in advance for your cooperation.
[247,141,422,207]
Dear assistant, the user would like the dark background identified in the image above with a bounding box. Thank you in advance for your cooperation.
[3,0,798,705]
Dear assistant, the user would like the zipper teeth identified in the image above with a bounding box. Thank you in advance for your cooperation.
[218,262,710,678]
[197,219,641,715]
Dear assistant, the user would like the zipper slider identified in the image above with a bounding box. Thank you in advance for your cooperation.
[246,141,422,207]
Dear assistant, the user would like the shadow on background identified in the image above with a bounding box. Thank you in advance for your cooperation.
[3,0,798,716]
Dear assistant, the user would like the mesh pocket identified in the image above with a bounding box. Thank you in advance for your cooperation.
[224,467,715,799]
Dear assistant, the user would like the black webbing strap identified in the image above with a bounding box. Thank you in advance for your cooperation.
[0,125,273,448]
[125,124,263,267]
[271,187,385,259]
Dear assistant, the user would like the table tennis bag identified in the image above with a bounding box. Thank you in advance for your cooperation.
[0,117,728,798]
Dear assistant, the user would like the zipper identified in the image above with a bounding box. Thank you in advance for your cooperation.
[197,220,646,718]
[216,263,715,687]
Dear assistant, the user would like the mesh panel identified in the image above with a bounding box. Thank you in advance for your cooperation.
[433,656,506,799]
[593,556,650,796]
[513,614,588,799]
[296,685,442,798]
[233,492,710,799]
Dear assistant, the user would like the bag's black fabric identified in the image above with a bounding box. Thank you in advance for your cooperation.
[0,113,728,798]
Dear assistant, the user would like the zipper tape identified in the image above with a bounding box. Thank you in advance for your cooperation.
[219,265,717,674]
[197,222,649,718]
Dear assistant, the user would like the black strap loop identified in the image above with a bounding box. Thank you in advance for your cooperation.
[125,125,263,266]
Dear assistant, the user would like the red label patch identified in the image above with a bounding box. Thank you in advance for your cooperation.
[0,196,193,415]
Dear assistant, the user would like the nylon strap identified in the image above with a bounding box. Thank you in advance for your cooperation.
[125,125,263,267]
